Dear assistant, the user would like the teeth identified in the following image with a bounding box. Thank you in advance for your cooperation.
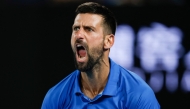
[76,44,82,47]
[79,56,85,58]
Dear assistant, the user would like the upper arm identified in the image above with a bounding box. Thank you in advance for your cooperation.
[41,89,57,109]
[135,88,160,109]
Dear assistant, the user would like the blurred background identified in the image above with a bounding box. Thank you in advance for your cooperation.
[1,0,190,108]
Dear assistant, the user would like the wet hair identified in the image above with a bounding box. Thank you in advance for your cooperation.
[75,2,117,35]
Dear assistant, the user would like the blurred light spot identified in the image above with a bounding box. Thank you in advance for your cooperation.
[136,22,184,73]
[184,51,190,70]
[181,70,190,92]
[109,24,135,69]
[166,72,178,93]
[181,51,190,92]
[130,67,146,81]
[149,72,164,93]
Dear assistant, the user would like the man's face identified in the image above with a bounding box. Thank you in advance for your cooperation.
[71,13,105,72]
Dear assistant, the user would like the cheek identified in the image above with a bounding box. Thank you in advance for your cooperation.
[71,36,75,51]
[91,38,104,47]
[88,39,104,51]
[89,35,103,43]
[71,33,75,43]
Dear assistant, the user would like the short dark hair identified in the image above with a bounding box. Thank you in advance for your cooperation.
[75,2,117,35]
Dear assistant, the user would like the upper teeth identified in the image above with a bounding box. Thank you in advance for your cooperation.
[77,45,82,47]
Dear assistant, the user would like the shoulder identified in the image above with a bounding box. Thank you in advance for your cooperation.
[41,70,79,109]
[110,61,160,108]
[113,62,148,91]
[110,60,151,94]
[110,58,146,87]
[135,87,160,109]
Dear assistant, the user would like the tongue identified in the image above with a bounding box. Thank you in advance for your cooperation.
[78,49,86,57]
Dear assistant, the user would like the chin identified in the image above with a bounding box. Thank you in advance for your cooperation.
[76,63,89,72]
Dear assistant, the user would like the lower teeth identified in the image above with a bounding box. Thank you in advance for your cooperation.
[79,56,85,58]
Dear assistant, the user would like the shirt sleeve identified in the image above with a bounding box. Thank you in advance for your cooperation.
[41,89,56,109]
[135,88,160,109]
[41,88,61,109]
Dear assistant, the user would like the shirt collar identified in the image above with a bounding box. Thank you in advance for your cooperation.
[74,58,120,96]
[102,58,119,96]
[74,70,82,95]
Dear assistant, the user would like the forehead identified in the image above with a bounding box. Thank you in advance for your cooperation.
[73,13,104,26]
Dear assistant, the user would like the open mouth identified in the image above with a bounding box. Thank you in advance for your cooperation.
[76,44,87,59]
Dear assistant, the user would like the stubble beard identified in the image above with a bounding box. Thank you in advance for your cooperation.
[73,43,104,72]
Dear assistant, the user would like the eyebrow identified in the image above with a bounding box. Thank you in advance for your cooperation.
[84,25,95,29]
[72,25,95,30]
[72,25,78,28]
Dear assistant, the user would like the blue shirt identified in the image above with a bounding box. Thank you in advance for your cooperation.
[41,59,160,109]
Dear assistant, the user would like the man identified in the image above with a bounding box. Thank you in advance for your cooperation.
[41,2,160,109]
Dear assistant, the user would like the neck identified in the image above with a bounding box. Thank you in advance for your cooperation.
[81,57,110,99]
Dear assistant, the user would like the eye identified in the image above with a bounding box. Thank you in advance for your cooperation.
[85,27,93,32]
[87,28,93,32]
[73,26,80,31]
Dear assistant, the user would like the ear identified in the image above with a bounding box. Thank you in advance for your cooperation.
[104,34,114,50]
